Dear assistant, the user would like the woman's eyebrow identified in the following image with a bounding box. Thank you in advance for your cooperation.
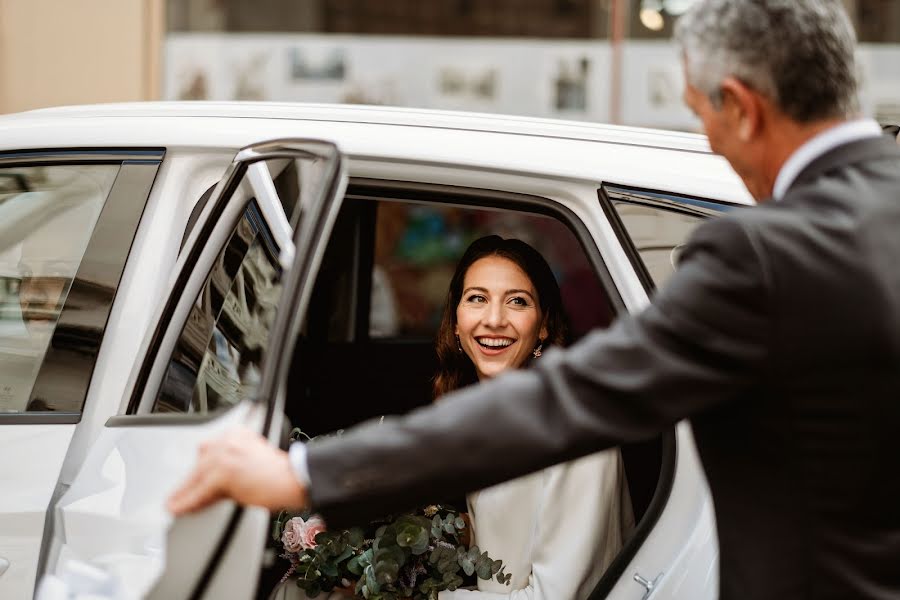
[462,286,489,295]
[462,287,536,300]
[506,289,536,300]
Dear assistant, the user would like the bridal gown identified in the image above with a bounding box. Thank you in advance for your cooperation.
[271,449,631,600]
[439,449,633,600]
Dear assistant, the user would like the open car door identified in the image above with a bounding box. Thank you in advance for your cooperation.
[36,139,346,600]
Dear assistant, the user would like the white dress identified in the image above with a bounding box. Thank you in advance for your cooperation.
[438,449,633,600]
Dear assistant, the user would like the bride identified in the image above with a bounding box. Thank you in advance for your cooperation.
[434,235,633,599]
[271,235,632,600]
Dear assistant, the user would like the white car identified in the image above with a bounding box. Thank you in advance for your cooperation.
[0,103,752,600]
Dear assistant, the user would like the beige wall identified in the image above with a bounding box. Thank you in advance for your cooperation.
[0,0,163,114]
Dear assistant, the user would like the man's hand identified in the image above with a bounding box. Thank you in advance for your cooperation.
[167,427,309,515]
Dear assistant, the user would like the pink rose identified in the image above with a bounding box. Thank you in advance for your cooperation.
[282,515,327,553]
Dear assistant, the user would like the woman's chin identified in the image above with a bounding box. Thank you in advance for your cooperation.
[475,360,518,381]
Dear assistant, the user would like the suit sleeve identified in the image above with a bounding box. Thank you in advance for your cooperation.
[306,216,772,527]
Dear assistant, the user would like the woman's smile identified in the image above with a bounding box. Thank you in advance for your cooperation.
[475,336,517,354]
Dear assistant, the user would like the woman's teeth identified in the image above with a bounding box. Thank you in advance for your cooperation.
[477,338,514,348]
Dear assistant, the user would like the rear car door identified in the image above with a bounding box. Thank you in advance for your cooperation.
[0,151,161,598]
[36,139,346,600]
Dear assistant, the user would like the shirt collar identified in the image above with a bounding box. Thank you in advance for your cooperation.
[772,118,883,201]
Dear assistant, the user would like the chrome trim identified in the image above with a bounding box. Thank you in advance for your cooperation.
[234,139,339,164]
[0,149,164,166]
[610,190,725,219]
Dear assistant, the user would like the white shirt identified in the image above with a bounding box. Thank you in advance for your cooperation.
[772,118,882,201]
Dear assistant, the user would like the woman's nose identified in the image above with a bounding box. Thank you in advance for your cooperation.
[483,303,506,327]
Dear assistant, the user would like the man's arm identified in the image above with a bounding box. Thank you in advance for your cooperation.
[308,215,772,527]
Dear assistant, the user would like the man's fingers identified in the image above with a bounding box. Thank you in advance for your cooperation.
[168,469,225,515]
[167,451,229,516]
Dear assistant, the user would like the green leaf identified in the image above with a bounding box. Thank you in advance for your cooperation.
[397,525,429,555]
[347,555,364,576]
[364,564,380,594]
[454,516,466,529]
[460,556,475,576]
[334,546,354,564]
[321,561,339,577]
[347,527,365,548]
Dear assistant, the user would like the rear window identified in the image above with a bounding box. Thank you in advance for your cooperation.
[0,164,119,413]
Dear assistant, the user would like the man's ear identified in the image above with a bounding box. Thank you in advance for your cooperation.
[720,77,763,142]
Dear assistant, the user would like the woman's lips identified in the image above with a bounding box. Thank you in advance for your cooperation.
[475,337,515,356]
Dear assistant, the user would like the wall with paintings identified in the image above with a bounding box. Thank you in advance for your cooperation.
[164,34,900,131]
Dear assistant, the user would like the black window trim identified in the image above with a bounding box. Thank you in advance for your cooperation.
[0,149,164,425]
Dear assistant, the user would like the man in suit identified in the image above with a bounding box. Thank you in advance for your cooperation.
[170,1,900,597]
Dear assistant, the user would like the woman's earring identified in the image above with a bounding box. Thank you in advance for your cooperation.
[533,342,543,358]
[456,335,463,352]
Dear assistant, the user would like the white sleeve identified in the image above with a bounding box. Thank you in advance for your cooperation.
[439,450,629,600]
[289,441,312,487]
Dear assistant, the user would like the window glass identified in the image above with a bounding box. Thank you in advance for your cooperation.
[151,157,304,415]
[370,201,613,341]
[611,201,704,289]
[0,164,119,414]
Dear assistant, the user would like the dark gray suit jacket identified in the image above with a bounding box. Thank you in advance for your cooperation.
[306,135,900,599]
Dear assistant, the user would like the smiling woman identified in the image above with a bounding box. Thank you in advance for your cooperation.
[435,235,564,394]
[429,235,633,599]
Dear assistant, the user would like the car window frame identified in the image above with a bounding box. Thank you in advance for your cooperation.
[0,149,163,424]
[298,177,680,599]
[114,141,344,423]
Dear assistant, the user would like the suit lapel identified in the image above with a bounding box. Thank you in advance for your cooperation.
[787,135,900,195]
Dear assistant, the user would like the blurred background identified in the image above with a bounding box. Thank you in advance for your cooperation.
[0,0,897,130]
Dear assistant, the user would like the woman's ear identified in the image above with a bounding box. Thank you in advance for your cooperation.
[539,316,549,342]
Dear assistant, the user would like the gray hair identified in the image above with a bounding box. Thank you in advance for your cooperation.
[674,0,859,122]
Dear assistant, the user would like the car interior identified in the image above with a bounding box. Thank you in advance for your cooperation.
[252,180,676,599]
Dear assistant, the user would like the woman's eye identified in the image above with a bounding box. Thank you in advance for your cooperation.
[466,294,487,303]
[509,296,528,306]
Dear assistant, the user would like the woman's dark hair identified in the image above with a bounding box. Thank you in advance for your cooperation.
[433,235,567,399]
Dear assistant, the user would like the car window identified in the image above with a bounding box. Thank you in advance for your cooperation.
[604,186,733,290]
[289,190,619,439]
[0,164,119,414]
[369,201,613,340]
[151,159,304,415]
[611,203,703,289]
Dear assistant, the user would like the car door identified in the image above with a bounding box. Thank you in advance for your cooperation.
[35,139,346,600]
[0,151,161,599]
[597,183,738,600]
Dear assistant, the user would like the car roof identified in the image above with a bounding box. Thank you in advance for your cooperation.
[7,101,712,151]
[0,102,753,205]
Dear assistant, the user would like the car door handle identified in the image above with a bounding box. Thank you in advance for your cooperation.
[0,557,9,576]
[634,572,663,600]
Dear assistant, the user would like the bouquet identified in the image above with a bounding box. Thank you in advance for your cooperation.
[274,504,510,600]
